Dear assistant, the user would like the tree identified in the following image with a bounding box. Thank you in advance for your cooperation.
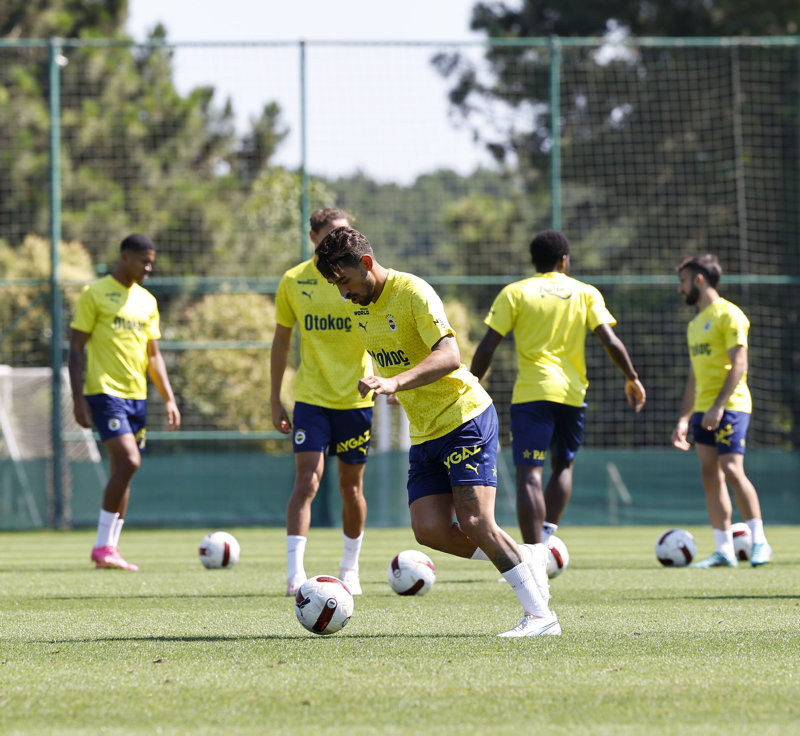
[433,1,800,447]
[434,2,800,274]
[0,235,95,367]
[465,1,800,39]
[167,291,288,442]
[0,2,292,276]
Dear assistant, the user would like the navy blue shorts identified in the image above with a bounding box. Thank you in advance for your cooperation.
[690,410,749,455]
[291,401,372,464]
[510,400,585,466]
[407,404,499,505]
[85,394,147,449]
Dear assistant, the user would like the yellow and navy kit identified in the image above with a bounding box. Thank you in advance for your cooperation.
[484,271,615,406]
[275,259,373,410]
[687,298,751,413]
[70,275,161,399]
[347,270,491,444]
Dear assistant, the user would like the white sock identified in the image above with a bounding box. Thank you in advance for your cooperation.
[471,547,490,561]
[95,509,118,548]
[542,522,558,543]
[520,542,551,603]
[713,528,735,560]
[287,535,307,579]
[341,531,364,571]
[746,518,767,545]
[502,561,549,617]
[111,516,125,548]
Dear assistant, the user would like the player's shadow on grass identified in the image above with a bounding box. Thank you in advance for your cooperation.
[37,592,273,601]
[32,633,487,643]
[38,581,489,601]
[633,593,797,601]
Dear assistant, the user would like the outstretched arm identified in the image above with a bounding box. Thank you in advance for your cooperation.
[147,340,181,430]
[593,323,646,412]
[469,327,504,381]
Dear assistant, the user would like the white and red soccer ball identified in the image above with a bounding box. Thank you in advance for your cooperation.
[546,535,570,578]
[387,549,436,595]
[198,531,240,569]
[655,528,697,567]
[731,522,753,561]
[294,575,354,635]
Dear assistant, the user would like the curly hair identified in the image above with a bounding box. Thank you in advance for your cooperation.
[314,227,373,280]
[529,230,570,272]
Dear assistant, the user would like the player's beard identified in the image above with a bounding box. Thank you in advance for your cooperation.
[684,285,700,306]
[349,273,375,306]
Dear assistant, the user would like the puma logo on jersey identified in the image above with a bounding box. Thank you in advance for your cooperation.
[301,290,312,299]
[465,463,479,475]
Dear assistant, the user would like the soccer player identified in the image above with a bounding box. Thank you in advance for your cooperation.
[315,226,557,637]
[271,209,374,596]
[671,254,772,567]
[470,230,645,546]
[68,233,181,571]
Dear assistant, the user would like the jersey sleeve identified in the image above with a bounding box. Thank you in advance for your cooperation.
[145,302,161,341]
[274,275,296,329]
[484,285,514,336]
[585,284,617,330]
[721,306,749,350]
[70,285,97,334]
[414,281,456,348]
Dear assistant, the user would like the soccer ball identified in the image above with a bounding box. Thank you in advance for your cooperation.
[294,575,354,635]
[731,522,752,561]
[387,549,436,595]
[198,531,240,569]
[655,528,696,567]
[546,535,570,578]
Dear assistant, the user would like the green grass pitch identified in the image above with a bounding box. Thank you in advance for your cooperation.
[1,526,799,735]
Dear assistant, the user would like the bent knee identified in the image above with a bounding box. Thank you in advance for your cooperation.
[412,522,443,551]
[453,509,482,534]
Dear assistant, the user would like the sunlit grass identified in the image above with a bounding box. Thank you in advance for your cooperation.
[1,526,799,734]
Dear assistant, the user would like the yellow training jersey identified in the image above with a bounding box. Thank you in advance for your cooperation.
[275,259,373,410]
[687,298,751,413]
[484,272,616,406]
[70,274,161,399]
[347,270,491,444]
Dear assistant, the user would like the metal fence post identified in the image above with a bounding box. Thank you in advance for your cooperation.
[49,38,65,528]
[300,40,311,262]
[549,34,561,232]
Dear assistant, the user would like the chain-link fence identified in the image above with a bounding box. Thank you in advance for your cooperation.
[1,37,798,528]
